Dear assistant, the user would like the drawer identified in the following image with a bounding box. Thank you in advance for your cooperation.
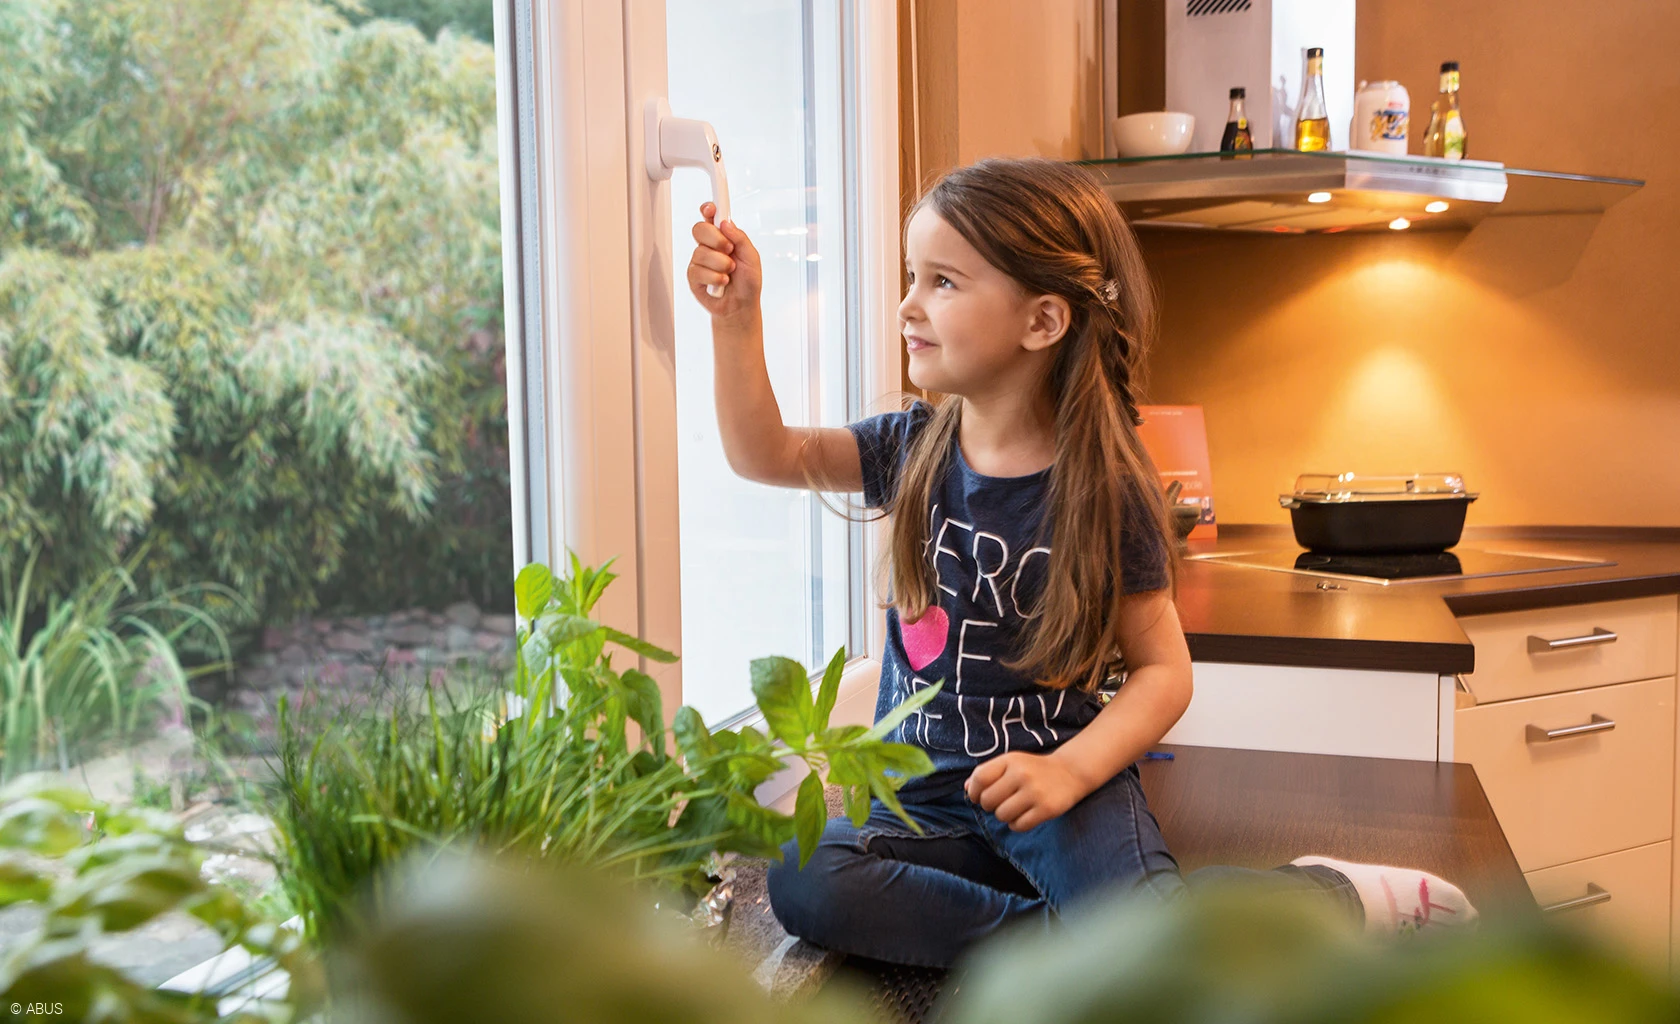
[1454,675,1674,870]
[1458,595,1677,703]
[1525,841,1671,972]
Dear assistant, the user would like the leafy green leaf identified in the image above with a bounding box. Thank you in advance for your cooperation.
[0,798,88,857]
[819,724,871,747]
[601,626,679,664]
[867,680,943,742]
[515,562,555,619]
[672,706,715,763]
[750,656,814,748]
[841,783,871,828]
[0,855,49,906]
[813,646,846,733]
[868,771,922,836]
[873,742,936,779]
[537,612,601,648]
[826,749,867,788]
[794,771,826,868]
[620,669,665,747]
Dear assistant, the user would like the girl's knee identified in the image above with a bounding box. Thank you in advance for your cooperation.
[765,836,862,940]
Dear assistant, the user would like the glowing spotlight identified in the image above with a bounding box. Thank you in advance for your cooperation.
[1424,200,1449,213]
[1307,191,1332,203]
[1388,217,1411,230]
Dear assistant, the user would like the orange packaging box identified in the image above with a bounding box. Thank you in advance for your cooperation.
[1136,405,1216,540]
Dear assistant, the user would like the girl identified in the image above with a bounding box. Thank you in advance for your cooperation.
[685,158,1476,969]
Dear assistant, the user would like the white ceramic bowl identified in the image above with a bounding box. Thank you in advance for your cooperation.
[1111,112,1196,158]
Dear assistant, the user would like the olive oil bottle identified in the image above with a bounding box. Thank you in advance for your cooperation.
[1423,61,1467,160]
[1293,47,1330,151]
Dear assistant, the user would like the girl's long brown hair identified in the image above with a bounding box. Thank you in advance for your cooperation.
[890,158,1176,693]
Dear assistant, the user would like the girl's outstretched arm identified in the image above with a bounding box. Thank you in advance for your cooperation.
[966,589,1194,832]
[686,202,863,493]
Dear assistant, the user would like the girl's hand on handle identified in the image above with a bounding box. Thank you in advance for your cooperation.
[687,201,762,321]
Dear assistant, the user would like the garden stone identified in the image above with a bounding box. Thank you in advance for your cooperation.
[280,644,311,665]
[445,625,475,652]
[325,630,373,653]
[386,623,436,646]
[481,614,517,635]
[414,646,441,665]
[312,620,332,634]
[252,653,278,669]
[445,602,482,629]
[383,647,419,666]
[474,632,510,652]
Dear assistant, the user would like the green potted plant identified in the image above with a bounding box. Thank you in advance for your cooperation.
[265,555,941,944]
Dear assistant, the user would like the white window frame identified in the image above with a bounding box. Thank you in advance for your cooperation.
[494,0,901,721]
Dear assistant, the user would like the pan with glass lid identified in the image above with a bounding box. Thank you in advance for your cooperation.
[1279,472,1479,554]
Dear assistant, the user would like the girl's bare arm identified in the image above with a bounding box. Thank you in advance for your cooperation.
[687,204,863,492]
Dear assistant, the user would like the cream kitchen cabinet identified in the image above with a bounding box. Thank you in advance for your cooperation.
[1452,594,1680,973]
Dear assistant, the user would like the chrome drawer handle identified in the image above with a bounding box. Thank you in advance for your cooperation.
[1526,714,1615,743]
[1540,883,1611,914]
[1527,627,1617,654]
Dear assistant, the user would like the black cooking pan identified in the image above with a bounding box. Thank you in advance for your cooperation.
[1279,473,1478,555]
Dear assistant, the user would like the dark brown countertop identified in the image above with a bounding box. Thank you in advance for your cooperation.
[1177,525,1680,675]
[1141,744,1534,920]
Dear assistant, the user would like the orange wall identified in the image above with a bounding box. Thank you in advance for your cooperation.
[903,0,1680,527]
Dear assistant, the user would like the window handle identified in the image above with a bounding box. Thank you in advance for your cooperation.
[645,98,733,296]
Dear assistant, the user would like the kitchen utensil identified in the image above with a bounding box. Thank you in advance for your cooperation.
[1279,472,1478,554]
[1163,479,1199,543]
[1112,112,1196,157]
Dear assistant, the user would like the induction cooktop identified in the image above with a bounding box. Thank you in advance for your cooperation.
[1188,548,1616,586]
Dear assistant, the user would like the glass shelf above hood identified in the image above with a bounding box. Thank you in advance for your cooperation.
[1076,149,1643,234]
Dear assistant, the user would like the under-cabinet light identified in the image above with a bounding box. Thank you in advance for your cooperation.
[1388,217,1411,230]
[1424,201,1449,213]
[1307,191,1332,203]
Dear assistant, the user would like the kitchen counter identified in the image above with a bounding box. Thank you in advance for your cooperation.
[1177,526,1680,675]
[1141,744,1533,921]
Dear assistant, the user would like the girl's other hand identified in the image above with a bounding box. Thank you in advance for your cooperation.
[686,201,762,321]
[964,750,1089,832]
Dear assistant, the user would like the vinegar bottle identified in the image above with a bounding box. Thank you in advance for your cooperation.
[1220,87,1254,158]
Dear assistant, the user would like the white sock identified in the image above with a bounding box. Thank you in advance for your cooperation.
[1291,855,1479,935]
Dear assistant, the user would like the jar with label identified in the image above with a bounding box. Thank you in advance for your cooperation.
[1351,80,1410,154]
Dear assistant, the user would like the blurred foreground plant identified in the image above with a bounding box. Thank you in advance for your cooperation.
[0,773,319,1021]
[942,876,1680,1024]
[266,556,940,944]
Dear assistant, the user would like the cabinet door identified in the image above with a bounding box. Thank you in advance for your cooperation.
[1164,662,1441,760]
[1457,596,1678,704]
[1455,676,1676,870]
[1526,841,1672,974]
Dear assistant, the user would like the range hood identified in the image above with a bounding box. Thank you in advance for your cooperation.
[1079,149,1643,233]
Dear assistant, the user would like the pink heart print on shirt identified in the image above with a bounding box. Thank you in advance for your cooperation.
[900,605,950,672]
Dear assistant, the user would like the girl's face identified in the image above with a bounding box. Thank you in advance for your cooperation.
[898,208,1069,398]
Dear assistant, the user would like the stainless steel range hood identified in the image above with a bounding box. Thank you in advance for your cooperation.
[1078,150,1643,233]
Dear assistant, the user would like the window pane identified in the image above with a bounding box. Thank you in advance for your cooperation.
[667,0,853,724]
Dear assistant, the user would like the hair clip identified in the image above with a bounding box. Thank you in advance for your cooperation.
[1098,279,1121,305]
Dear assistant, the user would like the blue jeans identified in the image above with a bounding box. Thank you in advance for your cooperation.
[765,763,1359,968]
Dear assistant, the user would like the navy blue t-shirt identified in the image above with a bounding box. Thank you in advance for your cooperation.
[850,402,1170,801]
